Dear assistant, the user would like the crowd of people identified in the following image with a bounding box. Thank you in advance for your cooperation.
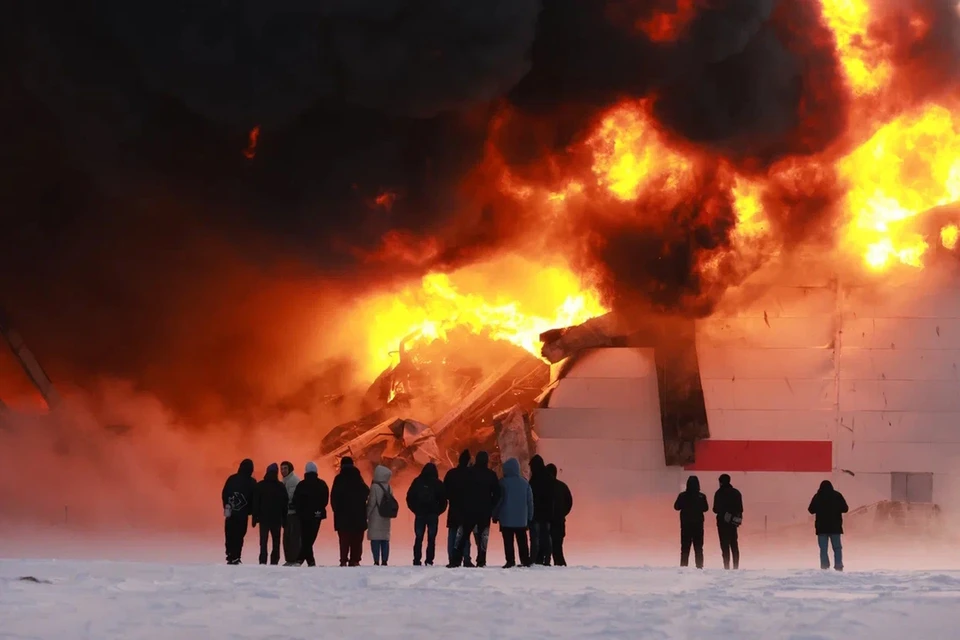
[220,452,573,568]
[674,475,850,571]
[222,455,849,570]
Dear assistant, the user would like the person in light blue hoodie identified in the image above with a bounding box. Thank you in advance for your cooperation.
[493,458,534,568]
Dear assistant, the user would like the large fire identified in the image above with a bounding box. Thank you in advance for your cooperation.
[349,0,960,380]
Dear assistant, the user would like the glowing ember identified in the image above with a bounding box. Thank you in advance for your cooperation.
[243,125,260,160]
[637,0,697,43]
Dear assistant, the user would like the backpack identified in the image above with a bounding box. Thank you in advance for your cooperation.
[376,483,399,519]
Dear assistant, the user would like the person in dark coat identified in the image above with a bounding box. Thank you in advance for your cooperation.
[546,464,573,567]
[252,462,289,565]
[674,475,709,569]
[448,450,500,568]
[528,455,554,565]
[808,480,849,571]
[221,458,257,564]
[292,461,329,567]
[443,449,473,566]
[406,462,448,566]
[330,456,369,566]
[713,474,743,570]
[494,458,534,568]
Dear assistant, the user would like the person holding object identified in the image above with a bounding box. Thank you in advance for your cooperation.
[712,474,743,570]
[493,457,534,568]
[808,480,849,571]
[280,461,301,566]
[221,458,256,565]
[674,475,709,569]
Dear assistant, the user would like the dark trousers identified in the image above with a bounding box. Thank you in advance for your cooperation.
[298,518,321,566]
[447,525,471,564]
[718,523,740,570]
[258,522,282,565]
[530,521,552,565]
[283,515,301,564]
[414,514,439,565]
[451,519,490,566]
[224,515,248,563]
[338,530,364,566]
[681,526,705,569]
[501,527,531,567]
[550,520,567,566]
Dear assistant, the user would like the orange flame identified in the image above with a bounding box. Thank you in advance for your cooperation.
[637,0,697,43]
[243,125,260,160]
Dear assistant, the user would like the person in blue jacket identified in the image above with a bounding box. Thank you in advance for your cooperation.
[493,457,534,568]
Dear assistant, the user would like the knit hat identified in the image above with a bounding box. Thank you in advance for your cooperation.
[305,461,318,474]
[266,462,279,475]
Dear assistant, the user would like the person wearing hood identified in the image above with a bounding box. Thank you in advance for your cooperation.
[280,461,301,566]
[367,464,396,566]
[528,455,555,565]
[449,450,500,568]
[221,458,257,565]
[252,463,289,565]
[546,464,573,567]
[331,456,370,567]
[292,461,329,567]
[406,462,448,566]
[808,480,849,571]
[713,474,744,570]
[494,458,534,568]
[674,475,709,569]
[443,449,473,566]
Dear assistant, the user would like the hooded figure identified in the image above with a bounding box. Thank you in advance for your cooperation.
[449,451,500,568]
[808,480,849,571]
[406,463,448,566]
[331,456,369,566]
[495,458,534,568]
[713,474,744,570]
[221,458,256,564]
[252,462,289,565]
[528,454,554,565]
[674,475,709,569]
[442,449,473,564]
[292,461,329,567]
[367,465,394,566]
[279,461,301,565]
[546,463,573,567]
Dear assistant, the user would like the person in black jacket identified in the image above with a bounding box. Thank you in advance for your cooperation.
[546,464,573,567]
[292,461,330,567]
[448,450,500,568]
[674,475,709,569]
[331,456,369,567]
[222,458,257,564]
[528,455,555,565]
[713,474,743,570]
[808,480,849,571]
[252,462,289,565]
[406,462,448,566]
[443,450,473,566]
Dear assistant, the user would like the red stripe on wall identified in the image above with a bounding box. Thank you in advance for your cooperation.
[684,440,832,472]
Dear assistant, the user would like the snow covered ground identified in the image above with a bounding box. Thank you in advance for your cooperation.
[2,557,960,639]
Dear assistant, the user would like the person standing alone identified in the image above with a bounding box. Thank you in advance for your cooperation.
[406,462,447,566]
[252,462,289,565]
[808,480,849,571]
[292,461,329,567]
[221,458,257,565]
[674,475,709,569]
[712,474,743,570]
[280,461,301,566]
[331,456,369,566]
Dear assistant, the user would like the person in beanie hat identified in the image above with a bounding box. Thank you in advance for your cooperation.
[280,461,301,565]
[292,461,329,567]
[713,474,743,570]
[252,462,289,565]
[331,456,369,566]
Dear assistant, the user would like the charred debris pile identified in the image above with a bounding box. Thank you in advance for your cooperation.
[318,313,711,478]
